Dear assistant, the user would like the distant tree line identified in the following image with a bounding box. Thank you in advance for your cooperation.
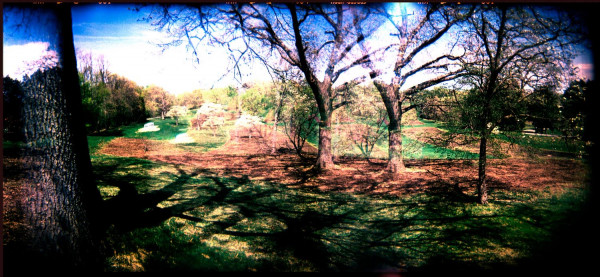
[416,79,592,143]
[3,51,252,138]
[3,51,147,137]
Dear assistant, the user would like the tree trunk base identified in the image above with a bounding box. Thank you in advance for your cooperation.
[315,158,335,173]
[478,181,489,205]
[387,159,406,176]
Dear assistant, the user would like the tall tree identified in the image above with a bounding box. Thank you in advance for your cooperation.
[526,86,561,134]
[143,84,173,120]
[357,3,473,175]
[142,3,384,170]
[3,3,104,272]
[561,79,590,144]
[457,4,582,204]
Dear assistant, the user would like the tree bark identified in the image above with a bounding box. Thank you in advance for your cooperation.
[316,118,335,170]
[387,127,406,174]
[477,135,489,205]
[376,82,406,175]
[288,5,338,171]
[13,4,103,272]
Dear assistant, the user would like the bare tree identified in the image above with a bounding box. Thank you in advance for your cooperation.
[281,80,319,160]
[269,66,302,154]
[357,3,474,176]
[76,50,109,85]
[142,3,385,170]
[455,4,582,204]
[347,88,388,161]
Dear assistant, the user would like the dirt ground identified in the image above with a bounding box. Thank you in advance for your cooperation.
[97,127,588,197]
[2,124,589,263]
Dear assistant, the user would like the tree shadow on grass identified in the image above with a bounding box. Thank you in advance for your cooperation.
[93,156,588,273]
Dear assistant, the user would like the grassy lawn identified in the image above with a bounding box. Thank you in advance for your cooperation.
[320,118,482,160]
[4,113,589,273]
[84,115,589,272]
[93,153,589,272]
[87,112,236,155]
[492,132,585,155]
[121,118,191,141]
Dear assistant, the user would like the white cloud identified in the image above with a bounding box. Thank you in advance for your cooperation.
[3,42,58,79]
[74,26,244,95]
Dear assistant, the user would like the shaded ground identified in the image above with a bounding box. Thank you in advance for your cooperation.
[97,128,587,197]
[3,122,591,273]
[91,127,590,273]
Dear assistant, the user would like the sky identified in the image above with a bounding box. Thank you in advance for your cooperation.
[3,3,254,95]
[70,3,240,95]
[3,3,595,96]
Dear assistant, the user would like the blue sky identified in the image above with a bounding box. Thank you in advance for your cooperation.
[3,3,595,95]
[71,3,240,94]
[3,3,247,95]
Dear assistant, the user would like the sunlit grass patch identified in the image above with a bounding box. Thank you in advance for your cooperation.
[106,217,263,272]
[228,216,288,234]
[184,129,229,152]
[108,250,150,272]
[91,155,183,199]
[156,188,205,209]
[98,186,120,200]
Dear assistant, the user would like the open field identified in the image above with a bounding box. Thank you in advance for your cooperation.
[3,114,593,273]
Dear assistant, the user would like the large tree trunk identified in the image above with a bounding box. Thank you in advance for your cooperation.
[377,82,406,175]
[316,118,335,170]
[314,81,336,170]
[387,124,406,174]
[11,4,103,273]
[477,135,489,205]
[288,5,337,171]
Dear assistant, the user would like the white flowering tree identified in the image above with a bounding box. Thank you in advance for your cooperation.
[166,105,188,126]
[233,113,265,140]
[195,102,227,135]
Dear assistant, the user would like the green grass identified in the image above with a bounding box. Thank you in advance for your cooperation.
[403,118,440,128]
[5,112,590,272]
[401,136,480,159]
[106,217,265,272]
[493,132,585,154]
[87,113,235,155]
[88,135,118,154]
[93,153,589,272]
[310,120,479,160]
[335,135,479,160]
[120,118,190,141]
